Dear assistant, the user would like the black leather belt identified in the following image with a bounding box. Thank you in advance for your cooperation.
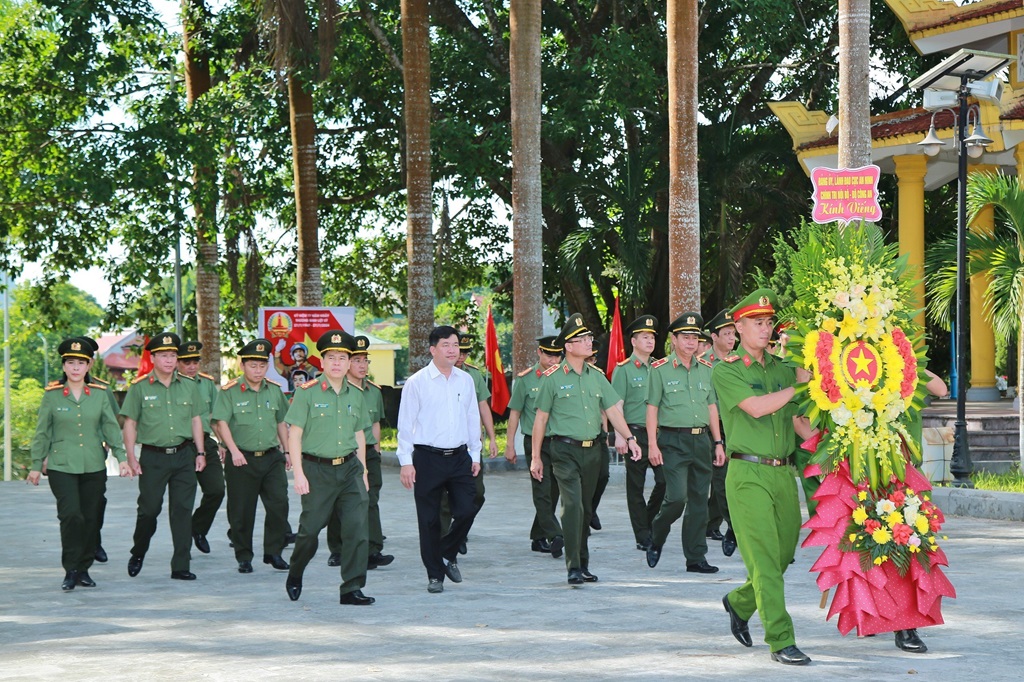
[141,441,192,455]
[415,444,468,457]
[301,451,356,466]
[241,447,279,458]
[549,435,600,448]
[731,453,791,467]
[627,424,647,433]
[660,426,707,434]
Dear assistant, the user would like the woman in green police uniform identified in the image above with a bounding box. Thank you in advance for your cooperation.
[27,338,132,591]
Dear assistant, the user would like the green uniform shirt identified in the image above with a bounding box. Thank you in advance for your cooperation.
[508,363,547,433]
[463,363,491,402]
[701,347,731,367]
[535,361,620,441]
[30,383,126,473]
[711,349,796,459]
[355,378,384,447]
[211,378,289,452]
[86,374,121,417]
[646,354,716,427]
[194,373,218,434]
[120,371,203,448]
[285,377,371,457]
[611,353,653,424]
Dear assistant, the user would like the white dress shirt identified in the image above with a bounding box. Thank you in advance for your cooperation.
[397,361,482,465]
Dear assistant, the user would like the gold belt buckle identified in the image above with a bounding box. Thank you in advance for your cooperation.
[690,428,701,435]
[581,439,594,448]
[253,450,265,457]
[330,456,344,465]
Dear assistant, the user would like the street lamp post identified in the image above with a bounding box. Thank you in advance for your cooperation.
[910,49,1014,488]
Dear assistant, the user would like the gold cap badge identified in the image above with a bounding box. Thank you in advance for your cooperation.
[759,296,770,306]
[331,334,341,343]
[646,319,653,326]
[71,342,81,351]
[686,316,695,325]
[163,336,172,344]
[256,343,265,351]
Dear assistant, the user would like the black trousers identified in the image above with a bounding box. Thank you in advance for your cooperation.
[192,434,225,536]
[413,447,476,581]
[48,469,106,572]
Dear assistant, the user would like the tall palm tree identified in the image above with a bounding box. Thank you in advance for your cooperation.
[927,171,1024,467]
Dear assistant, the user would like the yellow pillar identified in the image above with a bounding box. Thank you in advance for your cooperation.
[967,164,999,400]
[894,155,928,328]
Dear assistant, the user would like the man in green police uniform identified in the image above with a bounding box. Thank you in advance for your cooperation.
[505,335,564,556]
[121,332,207,580]
[702,310,738,557]
[327,335,394,570]
[176,341,226,556]
[531,314,642,585]
[212,339,291,574]
[644,313,725,573]
[712,289,814,666]
[284,330,374,605]
[612,315,664,551]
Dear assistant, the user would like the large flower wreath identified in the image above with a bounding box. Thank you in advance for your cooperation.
[784,223,955,636]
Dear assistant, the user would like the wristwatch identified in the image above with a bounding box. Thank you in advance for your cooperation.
[713,440,724,446]
[196,451,206,457]
[626,435,637,443]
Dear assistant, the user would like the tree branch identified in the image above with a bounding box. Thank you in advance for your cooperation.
[357,0,403,75]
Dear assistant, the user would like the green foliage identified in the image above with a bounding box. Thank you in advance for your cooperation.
[0,373,46,479]
[971,465,1024,493]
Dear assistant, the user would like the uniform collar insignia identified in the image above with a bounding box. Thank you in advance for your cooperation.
[742,355,752,367]
[635,359,642,368]
[63,386,69,396]
[321,381,329,391]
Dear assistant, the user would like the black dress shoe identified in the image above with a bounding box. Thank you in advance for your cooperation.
[443,560,463,583]
[723,595,753,647]
[61,571,78,591]
[550,536,564,559]
[193,533,211,554]
[581,568,599,582]
[567,568,584,585]
[707,529,725,541]
[286,574,302,601]
[127,555,144,577]
[368,552,395,569]
[339,589,375,605]
[427,578,444,593]
[770,645,811,665]
[171,570,197,580]
[458,540,468,555]
[237,560,253,574]
[722,529,737,557]
[895,629,928,653]
[646,544,662,568]
[589,513,602,531]
[284,532,296,546]
[94,545,108,563]
[263,554,289,570]
[687,560,720,574]
[76,571,96,587]
[327,552,341,567]
[531,538,552,553]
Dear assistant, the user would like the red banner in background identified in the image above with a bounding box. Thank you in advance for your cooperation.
[484,306,510,414]
[605,297,625,380]
[259,306,356,391]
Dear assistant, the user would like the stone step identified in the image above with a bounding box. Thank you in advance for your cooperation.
[922,417,1020,431]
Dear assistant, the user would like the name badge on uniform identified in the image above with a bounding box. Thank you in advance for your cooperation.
[667,380,680,386]
[236,401,250,407]
[559,384,574,390]
[144,395,158,401]
[750,383,764,390]
[314,403,329,409]
[56,406,70,412]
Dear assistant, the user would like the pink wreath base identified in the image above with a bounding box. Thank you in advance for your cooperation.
[801,460,957,636]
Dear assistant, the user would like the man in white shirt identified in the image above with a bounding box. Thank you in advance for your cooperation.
[398,326,482,594]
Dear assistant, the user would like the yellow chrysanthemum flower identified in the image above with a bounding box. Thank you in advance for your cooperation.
[857,491,868,501]
[848,533,858,542]
[871,527,892,544]
[873,556,883,565]
[915,515,929,534]
[885,511,904,527]
[852,507,869,525]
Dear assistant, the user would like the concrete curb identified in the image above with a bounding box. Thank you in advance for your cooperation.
[930,486,1024,522]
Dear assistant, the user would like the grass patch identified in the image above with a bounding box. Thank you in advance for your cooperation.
[379,422,510,453]
[971,465,1024,493]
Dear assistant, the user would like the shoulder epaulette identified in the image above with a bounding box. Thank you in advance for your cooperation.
[198,372,215,381]
[651,357,669,368]
[91,376,110,386]
[542,364,560,377]
[299,378,319,389]
[616,358,631,367]
[266,378,282,387]
[347,379,365,392]
[464,362,480,371]
[366,380,381,389]
[518,366,534,377]
[723,355,741,363]
[221,379,239,391]
[87,382,107,390]
[697,358,713,368]
[179,374,196,381]
[132,373,151,384]
[45,383,64,391]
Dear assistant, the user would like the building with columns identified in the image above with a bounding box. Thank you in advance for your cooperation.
[770,0,1024,401]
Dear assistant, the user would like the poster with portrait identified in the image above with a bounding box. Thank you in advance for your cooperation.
[258,306,357,392]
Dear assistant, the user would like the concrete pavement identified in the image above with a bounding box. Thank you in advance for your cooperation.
[1,467,1023,681]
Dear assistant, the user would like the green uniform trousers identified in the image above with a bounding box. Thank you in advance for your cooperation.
[224,448,290,562]
[328,450,384,554]
[289,456,369,595]
[549,439,601,570]
[649,430,712,563]
[192,434,225,536]
[48,469,106,572]
[591,434,610,519]
[725,458,802,652]
[440,466,485,539]
[624,429,665,545]
[525,435,561,541]
[793,445,820,517]
[131,446,199,572]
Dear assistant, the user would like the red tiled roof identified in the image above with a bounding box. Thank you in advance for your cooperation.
[1001,93,1024,120]
[798,108,957,151]
[915,0,1023,34]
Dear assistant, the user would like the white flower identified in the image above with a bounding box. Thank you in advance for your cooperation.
[851,284,866,298]
[876,499,896,515]
[834,291,851,307]
[854,410,874,429]
[855,386,874,407]
[904,508,919,527]
[831,405,853,426]
[851,300,869,320]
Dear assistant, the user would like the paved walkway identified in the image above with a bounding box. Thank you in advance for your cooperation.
[2,469,1022,680]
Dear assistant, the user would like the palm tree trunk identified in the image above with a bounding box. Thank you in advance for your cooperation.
[289,76,322,306]
[402,0,434,372]
[182,0,221,379]
[667,0,700,314]
[838,0,871,168]
[510,0,542,374]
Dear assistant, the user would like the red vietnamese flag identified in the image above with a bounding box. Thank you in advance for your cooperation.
[605,296,626,380]
[137,335,154,377]
[484,306,510,414]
